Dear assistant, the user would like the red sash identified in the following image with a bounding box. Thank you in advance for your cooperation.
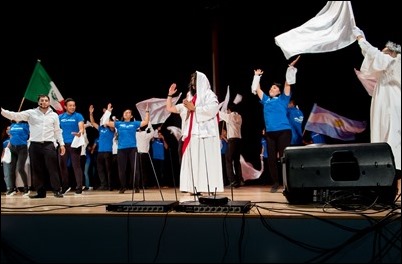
[182,95,196,154]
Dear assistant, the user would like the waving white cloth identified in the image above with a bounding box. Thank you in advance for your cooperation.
[275,1,356,60]
[136,93,182,125]
[240,155,264,181]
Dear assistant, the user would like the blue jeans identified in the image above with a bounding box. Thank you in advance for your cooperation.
[2,162,14,190]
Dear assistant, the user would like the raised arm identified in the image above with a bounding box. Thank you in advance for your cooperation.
[140,104,150,127]
[166,83,179,113]
[103,103,115,128]
[88,105,99,130]
[252,69,264,100]
[284,55,301,96]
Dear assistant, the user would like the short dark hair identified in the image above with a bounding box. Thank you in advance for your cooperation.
[64,98,75,106]
[37,94,50,102]
[227,103,237,112]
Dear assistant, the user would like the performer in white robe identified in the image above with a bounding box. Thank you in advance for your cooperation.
[354,30,401,172]
[166,71,224,194]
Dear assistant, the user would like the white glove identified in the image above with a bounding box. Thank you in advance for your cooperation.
[286,66,297,85]
[352,26,365,39]
[251,75,261,95]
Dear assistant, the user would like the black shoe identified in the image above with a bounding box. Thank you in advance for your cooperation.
[135,188,140,193]
[54,191,64,198]
[29,193,46,199]
[231,181,240,188]
[270,183,279,193]
[118,188,126,194]
[61,187,71,195]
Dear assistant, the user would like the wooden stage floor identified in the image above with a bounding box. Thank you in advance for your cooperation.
[2,185,401,263]
[2,185,400,218]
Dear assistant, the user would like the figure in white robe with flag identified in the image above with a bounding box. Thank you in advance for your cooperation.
[353,28,401,174]
[166,71,224,195]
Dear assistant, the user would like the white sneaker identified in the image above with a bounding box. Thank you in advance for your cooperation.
[6,190,16,196]
[62,187,71,195]
[23,190,31,196]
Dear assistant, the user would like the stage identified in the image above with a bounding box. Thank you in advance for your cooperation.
[1,185,401,263]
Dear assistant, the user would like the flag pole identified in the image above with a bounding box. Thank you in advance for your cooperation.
[18,97,26,112]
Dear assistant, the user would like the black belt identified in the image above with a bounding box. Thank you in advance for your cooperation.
[31,141,54,144]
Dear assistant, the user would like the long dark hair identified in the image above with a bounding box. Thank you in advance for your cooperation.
[188,72,197,96]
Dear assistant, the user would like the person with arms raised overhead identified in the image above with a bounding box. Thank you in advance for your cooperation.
[102,103,150,194]
[251,55,300,193]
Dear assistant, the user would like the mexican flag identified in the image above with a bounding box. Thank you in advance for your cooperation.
[24,60,65,114]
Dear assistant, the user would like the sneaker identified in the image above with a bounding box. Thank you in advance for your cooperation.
[61,187,71,195]
[118,188,126,194]
[270,183,279,193]
[230,181,240,188]
[30,193,47,199]
[53,191,63,198]
[6,189,17,196]
[23,187,30,196]
[75,189,82,195]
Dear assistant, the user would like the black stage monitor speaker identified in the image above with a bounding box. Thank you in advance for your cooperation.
[282,142,398,205]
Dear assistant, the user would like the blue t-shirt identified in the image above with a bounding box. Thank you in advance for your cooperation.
[261,93,291,132]
[152,138,165,160]
[221,139,228,154]
[59,112,85,144]
[261,137,268,158]
[287,106,304,145]
[98,126,114,152]
[2,138,10,149]
[9,122,29,146]
[115,120,141,150]
[311,132,326,144]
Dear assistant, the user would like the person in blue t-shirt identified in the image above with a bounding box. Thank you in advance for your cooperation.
[151,127,169,187]
[8,121,30,195]
[89,104,115,191]
[220,128,229,186]
[251,55,300,193]
[259,128,269,185]
[59,98,85,195]
[103,103,150,194]
[2,124,13,195]
[287,99,304,146]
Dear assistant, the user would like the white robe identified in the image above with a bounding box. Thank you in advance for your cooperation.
[358,39,401,170]
[179,71,224,193]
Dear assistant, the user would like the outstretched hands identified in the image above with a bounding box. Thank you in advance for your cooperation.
[254,69,264,76]
[289,55,301,67]
[106,103,113,112]
[352,26,365,40]
[168,83,177,96]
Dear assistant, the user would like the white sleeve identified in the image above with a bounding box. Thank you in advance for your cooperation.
[286,66,298,85]
[251,75,261,95]
[101,110,112,126]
